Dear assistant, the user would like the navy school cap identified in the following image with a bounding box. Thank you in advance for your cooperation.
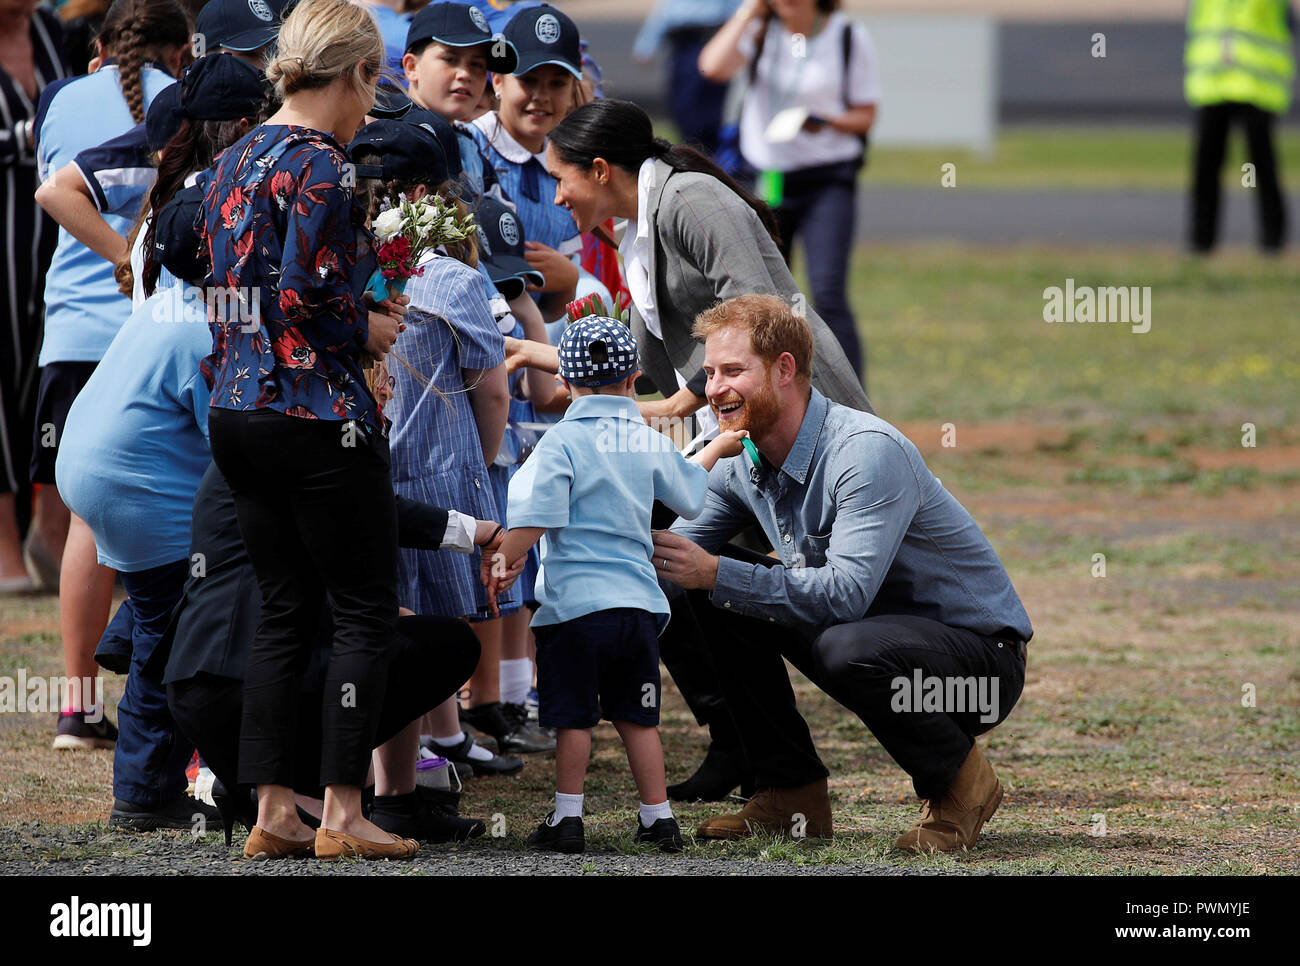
[503,3,581,79]
[401,107,464,180]
[153,179,209,286]
[350,118,450,186]
[181,53,270,122]
[194,0,290,54]
[473,195,542,300]
[145,82,185,153]
[405,2,518,74]
[558,315,640,388]
[371,80,415,120]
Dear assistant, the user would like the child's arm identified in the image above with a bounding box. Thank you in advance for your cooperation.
[464,362,511,466]
[691,429,750,473]
[34,161,129,264]
[480,526,544,617]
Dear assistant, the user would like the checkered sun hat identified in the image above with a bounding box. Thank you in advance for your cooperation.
[558,316,640,388]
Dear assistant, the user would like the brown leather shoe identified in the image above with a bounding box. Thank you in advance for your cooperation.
[696,779,833,840]
[314,826,419,861]
[894,742,1003,854]
[243,825,315,860]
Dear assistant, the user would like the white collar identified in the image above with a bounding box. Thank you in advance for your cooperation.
[619,157,657,259]
[470,112,548,167]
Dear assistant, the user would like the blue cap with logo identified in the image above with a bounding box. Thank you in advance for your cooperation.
[558,316,640,388]
[473,195,543,300]
[194,0,289,53]
[502,3,581,79]
[406,2,518,74]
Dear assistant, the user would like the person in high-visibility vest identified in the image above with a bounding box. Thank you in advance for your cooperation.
[1185,0,1295,251]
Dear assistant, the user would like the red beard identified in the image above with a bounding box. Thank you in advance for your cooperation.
[712,366,782,437]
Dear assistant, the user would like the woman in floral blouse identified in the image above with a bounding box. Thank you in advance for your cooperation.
[199,0,413,862]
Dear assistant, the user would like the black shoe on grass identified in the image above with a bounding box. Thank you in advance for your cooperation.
[526,812,584,854]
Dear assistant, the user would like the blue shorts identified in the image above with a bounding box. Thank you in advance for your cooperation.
[533,608,662,730]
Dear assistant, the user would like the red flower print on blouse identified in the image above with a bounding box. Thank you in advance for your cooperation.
[220,186,247,230]
[272,328,317,371]
[285,405,318,419]
[270,170,295,212]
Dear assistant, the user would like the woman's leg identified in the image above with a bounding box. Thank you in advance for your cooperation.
[800,175,862,377]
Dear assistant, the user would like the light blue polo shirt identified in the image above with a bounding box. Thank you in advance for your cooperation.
[35,63,175,365]
[55,283,212,572]
[507,393,709,630]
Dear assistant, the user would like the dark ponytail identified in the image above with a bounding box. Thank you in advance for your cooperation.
[550,99,781,248]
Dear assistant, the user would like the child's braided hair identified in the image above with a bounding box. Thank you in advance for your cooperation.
[96,0,190,125]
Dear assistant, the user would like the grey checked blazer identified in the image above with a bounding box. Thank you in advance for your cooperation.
[631,159,873,414]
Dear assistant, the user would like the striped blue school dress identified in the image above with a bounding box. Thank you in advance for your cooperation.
[387,252,518,619]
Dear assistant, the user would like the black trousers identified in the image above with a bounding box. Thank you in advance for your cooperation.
[1190,102,1288,251]
[167,614,479,800]
[660,546,1026,800]
[208,407,399,788]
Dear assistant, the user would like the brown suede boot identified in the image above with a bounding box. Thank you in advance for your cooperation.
[696,779,833,840]
[894,742,1003,854]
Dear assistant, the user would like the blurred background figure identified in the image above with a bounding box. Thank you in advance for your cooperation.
[633,0,740,155]
[0,0,71,595]
[1185,0,1294,253]
[700,0,878,382]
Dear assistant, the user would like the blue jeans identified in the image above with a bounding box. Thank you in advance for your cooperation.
[113,558,193,806]
[774,160,863,379]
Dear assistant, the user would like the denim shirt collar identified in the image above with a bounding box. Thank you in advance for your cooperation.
[563,393,644,423]
[778,388,830,485]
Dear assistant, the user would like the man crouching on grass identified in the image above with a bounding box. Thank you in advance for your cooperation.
[652,294,1033,853]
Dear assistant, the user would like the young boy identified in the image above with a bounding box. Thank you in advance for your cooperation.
[483,317,748,853]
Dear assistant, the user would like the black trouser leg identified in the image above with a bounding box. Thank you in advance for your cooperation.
[208,409,399,789]
[805,615,1025,800]
[1241,104,1287,250]
[167,614,480,799]
[1190,103,1232,251]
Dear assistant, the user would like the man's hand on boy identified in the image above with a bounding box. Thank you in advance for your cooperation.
[651,530,720,591]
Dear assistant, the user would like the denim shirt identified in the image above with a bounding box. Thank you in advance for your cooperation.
[670,389,1034,639]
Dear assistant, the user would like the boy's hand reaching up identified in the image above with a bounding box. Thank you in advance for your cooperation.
[692,429,751,472]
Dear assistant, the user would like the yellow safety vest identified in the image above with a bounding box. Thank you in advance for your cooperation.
[1185,0,1295,113]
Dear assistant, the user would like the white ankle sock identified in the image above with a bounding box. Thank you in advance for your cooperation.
[433,731,493,762]
[549,792,584,824]
[499,658,532,705]
[639,800,673,827]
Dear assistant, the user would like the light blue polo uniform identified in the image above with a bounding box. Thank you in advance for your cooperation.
[55,284,212,572]
[506,393,710,630]
[34,62,175,365]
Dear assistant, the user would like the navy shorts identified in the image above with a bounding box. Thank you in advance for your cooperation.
[533,608,662,730]
[30,361,97,485]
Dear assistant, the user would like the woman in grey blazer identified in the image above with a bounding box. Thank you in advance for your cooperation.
[545,99,872,427]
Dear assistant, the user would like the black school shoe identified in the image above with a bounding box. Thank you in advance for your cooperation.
[461,701,554,755]
[634,816,684,853]
[109,793,221,832]
[371,788,487,843]
[430,733,524,777]
[526,813,584,854]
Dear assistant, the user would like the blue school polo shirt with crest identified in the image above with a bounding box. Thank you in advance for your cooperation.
[35,62,176,364]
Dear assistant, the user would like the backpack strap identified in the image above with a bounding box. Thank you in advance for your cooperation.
[841,20,869,162]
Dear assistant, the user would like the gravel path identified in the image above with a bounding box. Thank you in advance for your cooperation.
[0,825,970,876]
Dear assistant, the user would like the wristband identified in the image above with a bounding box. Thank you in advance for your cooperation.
[487,524,505,544]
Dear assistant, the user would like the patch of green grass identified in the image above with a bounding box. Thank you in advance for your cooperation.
[865,125,1300,191]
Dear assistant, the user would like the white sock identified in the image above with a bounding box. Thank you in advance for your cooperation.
[549,792,584,824]
[639,800,673,827]
[434,731,494,762]
[499,658,532,705]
